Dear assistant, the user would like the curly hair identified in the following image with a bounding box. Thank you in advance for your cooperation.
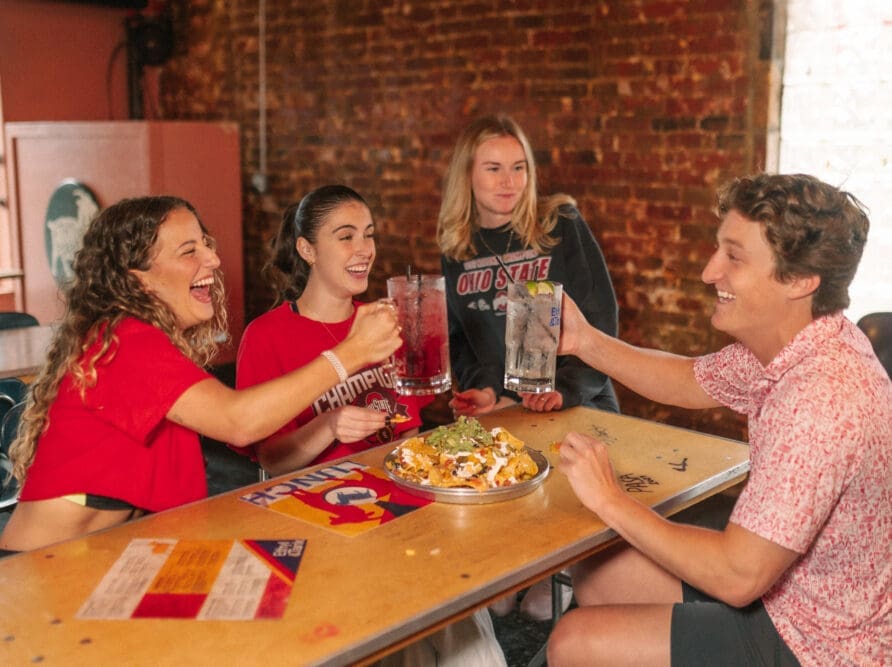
[437,114,574,261]
[264,184,370,305]
[715,173,870,317]
[9,196,228,483]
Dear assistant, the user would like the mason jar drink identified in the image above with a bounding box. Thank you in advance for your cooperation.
[386,274,452,395]
[504,280,562,393]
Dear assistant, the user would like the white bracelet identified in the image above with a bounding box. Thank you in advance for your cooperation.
[321,349,348,383]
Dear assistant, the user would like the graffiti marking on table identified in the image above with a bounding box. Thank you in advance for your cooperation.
[619,473,659,493]
[667,457,688,472]
[587,424,617,444]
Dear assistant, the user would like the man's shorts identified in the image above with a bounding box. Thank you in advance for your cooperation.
[671,582,800,666]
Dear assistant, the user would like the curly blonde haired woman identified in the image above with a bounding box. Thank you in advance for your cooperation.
[0,196,399,555]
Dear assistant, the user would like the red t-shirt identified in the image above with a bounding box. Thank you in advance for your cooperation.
[236,302,431,465]
[19,318,212,512]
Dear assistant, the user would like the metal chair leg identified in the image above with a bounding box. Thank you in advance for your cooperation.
[526,572,573,667]
[552,571,572,626]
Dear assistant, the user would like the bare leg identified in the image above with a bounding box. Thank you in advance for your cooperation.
[570,542,681,605]
[547,544,682,666]
[547,604,673,667]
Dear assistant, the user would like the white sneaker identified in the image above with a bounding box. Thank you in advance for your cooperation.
[488,591,517,617]
[519,571,573,622]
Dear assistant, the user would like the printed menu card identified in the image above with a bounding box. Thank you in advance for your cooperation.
[77,537,306,620]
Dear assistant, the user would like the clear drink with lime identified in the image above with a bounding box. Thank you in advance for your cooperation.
[504,280,562,393]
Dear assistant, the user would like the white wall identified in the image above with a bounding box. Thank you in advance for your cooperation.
[779,0,892,322]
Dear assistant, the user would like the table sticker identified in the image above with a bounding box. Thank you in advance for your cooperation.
[77,538,306,620]
[240,460,431,536]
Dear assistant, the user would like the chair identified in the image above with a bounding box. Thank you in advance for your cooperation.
[0,378,28,406]
[856,312,892,379]
[0,311,39,330]
[0,401,25,510]
[0,379,28,510]
[0,378,27,440]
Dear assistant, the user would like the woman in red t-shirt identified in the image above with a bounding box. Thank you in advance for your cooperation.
[236,185,431,476]
[0,195,400,554]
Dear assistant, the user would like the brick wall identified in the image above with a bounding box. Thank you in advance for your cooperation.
[159,0,775,440]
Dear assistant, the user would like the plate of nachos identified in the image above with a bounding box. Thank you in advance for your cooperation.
[383,416,549,504]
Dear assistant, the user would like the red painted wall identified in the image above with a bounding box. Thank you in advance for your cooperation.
[0,1,133,308]
[0,0,132,122]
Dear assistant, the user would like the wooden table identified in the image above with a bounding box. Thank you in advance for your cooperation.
[0,406,749,666]
[0,325,53,380]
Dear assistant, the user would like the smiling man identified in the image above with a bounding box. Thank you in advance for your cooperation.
[547,174,891,666]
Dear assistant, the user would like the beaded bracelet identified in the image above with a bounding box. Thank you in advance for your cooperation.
[321,349,348,383]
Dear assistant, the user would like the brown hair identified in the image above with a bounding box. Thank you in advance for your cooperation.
[715,173,869,316]
[9,196,228,482]
[264,185,371,306]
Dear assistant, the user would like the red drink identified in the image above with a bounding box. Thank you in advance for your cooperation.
[387,275,452,395]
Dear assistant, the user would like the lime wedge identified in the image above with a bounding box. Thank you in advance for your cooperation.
[525,280,539,296]
[537,281,555,295]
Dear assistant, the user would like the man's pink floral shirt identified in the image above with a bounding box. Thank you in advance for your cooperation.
[695,313,891,666]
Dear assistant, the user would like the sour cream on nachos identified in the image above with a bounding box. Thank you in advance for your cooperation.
[385,416,539,491]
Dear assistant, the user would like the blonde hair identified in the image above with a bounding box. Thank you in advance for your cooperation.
[9,196,228,483]
[437,114,575,261]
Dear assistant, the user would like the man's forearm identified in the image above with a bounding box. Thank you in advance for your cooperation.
[594,493,794,608]
[574,325,716,409]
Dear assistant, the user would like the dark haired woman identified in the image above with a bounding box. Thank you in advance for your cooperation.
[237,186,506,666]
[236,185,430,476]
[0,196,399,554]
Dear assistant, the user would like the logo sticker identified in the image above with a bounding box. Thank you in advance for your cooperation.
[44,181,99,286]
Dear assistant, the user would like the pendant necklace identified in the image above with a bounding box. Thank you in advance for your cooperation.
[478,223,515,257]
[478,224,517,283]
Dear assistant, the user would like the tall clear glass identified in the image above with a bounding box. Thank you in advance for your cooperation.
[386,274,452,395]
[504,281,562,393]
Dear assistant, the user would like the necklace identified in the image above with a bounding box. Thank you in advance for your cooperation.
[478,224,515,257]
[292,300,347,345]
[318,320,341,346]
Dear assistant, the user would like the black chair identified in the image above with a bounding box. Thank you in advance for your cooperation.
[0,377,27,404]
[0,379,27,510]
[0,311,39,330]
[0,378,27,437]
[0,401,25,510]
[856,312,892,379]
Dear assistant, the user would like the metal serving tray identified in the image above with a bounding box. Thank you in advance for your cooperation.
[383,447,550,505]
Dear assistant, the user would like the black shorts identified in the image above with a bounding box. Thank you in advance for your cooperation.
[671,582,800,666]
[66,493,143,520]
[81,494,138,511]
